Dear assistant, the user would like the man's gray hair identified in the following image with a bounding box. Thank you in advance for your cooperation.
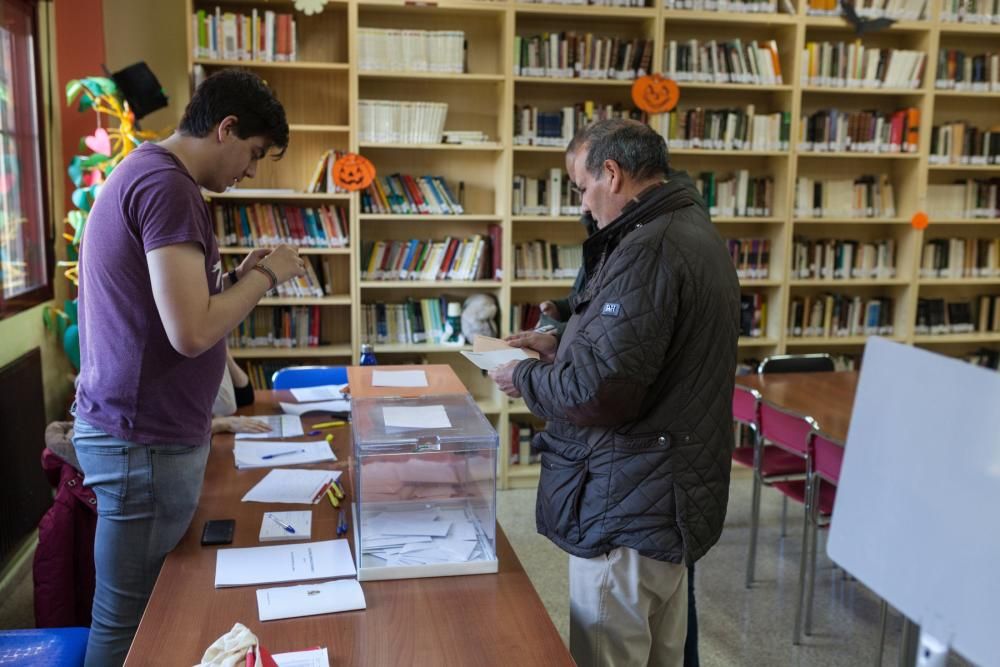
[567,118,669,182]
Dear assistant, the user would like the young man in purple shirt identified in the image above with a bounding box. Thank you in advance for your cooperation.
[73,69,305,667]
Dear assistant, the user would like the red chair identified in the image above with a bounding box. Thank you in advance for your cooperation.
[793,428,843,644]
[745,400,815,588]
[732,385,761,470]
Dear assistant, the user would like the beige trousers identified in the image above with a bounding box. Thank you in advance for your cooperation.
[569,546,688,667]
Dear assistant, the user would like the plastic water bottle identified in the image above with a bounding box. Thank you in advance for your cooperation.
[443,302,463,343]
[359,343,377,366]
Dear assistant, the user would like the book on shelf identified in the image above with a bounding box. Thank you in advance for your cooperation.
[930,123,1000,166]
[510,303,543,333]
[358,100,449,145]
[696,171,773,217]
[520,0,649,7]
[794,174,896,219]
[801,42,926,90]
[739,293,767,338]
[657,106,790,152]
[514,33,651,80]
[229,305,322,350]
[664,0,778,12]
[213,203,349,248]
[798,108,919,154]
[935,50,1000,92]
[940,0,1000,23]
[964,347,1000,370]
[442,131,492,145]
[360,230,500,282]
[361,174,465,215]
[514,241,583,280]
[362,297,472,345]
[787,294,894,338]
[915,298,982,335]
[192,7,296,62]
[512,169,583,216]
[222,255,330,299]
[514,102,647,147]
[664,39,782,86]
[927,179,1000,220]
[728,239,770,279]
[920,238,1000,278]
[305,150,350,194]
[791,238,897,280]
[806,0,926,19]
[358,28,465,74]
[509,421,541,466]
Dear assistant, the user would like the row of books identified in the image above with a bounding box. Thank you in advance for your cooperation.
[935,50,1000,91]
[221,255,329,299]
[915,297,1000,335]
[229,306,322,350]
[357,28,465,74]
[728,239,770,280]
[788,294,895,338]
[509,422,542,466]
[244,361,288,391]
[697,171,774,218]
[740,293,767,338]
[801,43,926,90]
[358,100,448,145]
[664,0,779,11]
[805,0,926,18]
[512,171,583,217]
[663,39,783,86]
[919,238,1000,278]
[191,8,296,62]
[928,179,1000,220]
[304,150,349,195]
[658,107,791,152]
[361,298,461,345]
[965,348,1000,369]
[212,204,349,248]
[360,232,501,282]
[940,0,1000,22]
[514,103,646,147]
[513,34,652,80]
[929,123,1000,166]
[360,174,465,216]
[514,241,583,280]
[793,175,897,219]
[798,108,920,154]
[510,303,543,333]
[791,239,898,280]
[519,0,649,6]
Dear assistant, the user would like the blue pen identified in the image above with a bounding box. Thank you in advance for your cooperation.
[337,510,348,536]
[307,430,322,436]
[261,448,306,460]
[267,513,296,534]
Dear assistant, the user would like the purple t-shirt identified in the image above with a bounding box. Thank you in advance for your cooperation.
[75,143,226,446]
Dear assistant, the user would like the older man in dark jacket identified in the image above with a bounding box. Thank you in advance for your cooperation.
[489,119,740,667]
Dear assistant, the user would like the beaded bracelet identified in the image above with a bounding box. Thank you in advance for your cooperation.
[251,264,278,291]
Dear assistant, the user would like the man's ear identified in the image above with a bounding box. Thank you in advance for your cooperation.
[604,159,624,194]
[216,115,240,143]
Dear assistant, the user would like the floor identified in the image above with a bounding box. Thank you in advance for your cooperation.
[497,466,972,667]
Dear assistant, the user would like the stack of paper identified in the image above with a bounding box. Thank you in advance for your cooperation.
[289,384,348,402]
[233,440,336,469]
[234,415,304,440]
[214,539,356,588]
[259,511,312,542]
[242,468,342,504]
[272,647,331,667]
[361,508,486,566]
[280,400,351,416]
[257,579,366,622]
[460,334,540,371]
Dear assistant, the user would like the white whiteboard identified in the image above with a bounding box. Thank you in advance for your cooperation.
[828,337,1000,667]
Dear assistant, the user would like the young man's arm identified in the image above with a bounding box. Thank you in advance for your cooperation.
[147,243,304,358]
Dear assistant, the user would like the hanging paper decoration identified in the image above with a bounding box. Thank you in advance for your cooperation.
[332,153,376,191]
[631,74,680,115]
[294,0,328,15]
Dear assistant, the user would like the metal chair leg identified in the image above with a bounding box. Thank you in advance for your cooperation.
[804,481,821,635]
[793,476,812,644]
[781,496,789,537]
[746,470,763,588]
[875,599,888,667]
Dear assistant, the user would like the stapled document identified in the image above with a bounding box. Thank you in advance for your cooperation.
[256,579,366,622]
[241,468,342,504]
[288,384,349,403]
[214,539,356,588]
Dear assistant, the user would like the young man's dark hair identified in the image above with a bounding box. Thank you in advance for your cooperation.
[567,118,669,183]
[179,68,289,157]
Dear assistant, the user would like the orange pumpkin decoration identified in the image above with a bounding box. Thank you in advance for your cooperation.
[631,74,680,114]
[333,153,376,191]
[910,211,929,230]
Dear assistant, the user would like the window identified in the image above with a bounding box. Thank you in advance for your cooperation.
[0,0,50,319]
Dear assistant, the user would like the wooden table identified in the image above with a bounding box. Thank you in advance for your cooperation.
[735,371,859,442]
[125,386,571,666]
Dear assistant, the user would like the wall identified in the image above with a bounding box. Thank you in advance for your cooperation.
[0,304,74,422]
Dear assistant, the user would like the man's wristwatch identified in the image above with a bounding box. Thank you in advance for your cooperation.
[227,269,239,285]
[534,324,557,334]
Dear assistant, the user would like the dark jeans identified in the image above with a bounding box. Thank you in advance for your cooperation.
[685,562,699,667]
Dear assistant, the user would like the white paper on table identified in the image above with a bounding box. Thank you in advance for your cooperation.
[234,415,304,440]
[241,468,342,504]
[259,511,312,542]
[257,579,366,622]
[382,404,451,429]
[371,370,428,387]
[460,348,532,371]
[279,399,351,416]
[214,539,356,587]
[272,647,330,667]
[288,384,349,402]
[234,440,336,469]
[366,519,452,538]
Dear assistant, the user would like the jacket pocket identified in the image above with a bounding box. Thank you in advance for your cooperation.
[606,433,674,527]
[536,431,589,543]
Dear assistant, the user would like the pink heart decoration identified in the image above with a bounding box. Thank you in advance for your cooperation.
[85,128,111,156]
[83,169,104,186]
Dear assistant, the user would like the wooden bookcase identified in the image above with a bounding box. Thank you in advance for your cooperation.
[187,0,1000,489]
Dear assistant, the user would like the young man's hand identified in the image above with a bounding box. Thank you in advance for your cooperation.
[235,248,272,281]
[259,245,306,284]
[506,331,558,363]
[489,360,522,398]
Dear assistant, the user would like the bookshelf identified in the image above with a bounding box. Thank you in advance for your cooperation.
[187,0,1000,489]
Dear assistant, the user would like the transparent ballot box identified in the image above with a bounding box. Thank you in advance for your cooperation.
[351,393,499,581]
